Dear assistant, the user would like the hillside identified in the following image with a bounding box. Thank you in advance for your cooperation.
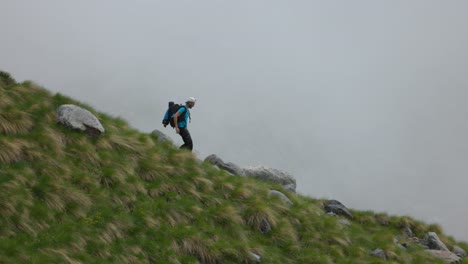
[0,71,467,264]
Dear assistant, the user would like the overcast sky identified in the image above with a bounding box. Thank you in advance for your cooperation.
[2,0,468,241]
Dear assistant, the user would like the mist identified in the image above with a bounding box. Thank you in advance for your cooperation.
[2,0,468,241]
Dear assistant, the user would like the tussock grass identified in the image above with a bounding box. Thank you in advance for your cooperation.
[0,109,34,135]
[0,138,30,163]
[0,72,466,264]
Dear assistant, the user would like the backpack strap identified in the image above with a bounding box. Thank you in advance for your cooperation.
[181,106,191,122]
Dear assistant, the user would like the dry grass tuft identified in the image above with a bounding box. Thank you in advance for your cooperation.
[108,134,145,153]
[144,216,161,229]
[233,186,252,200]
[246,205,277,233]
[0,109,34,135]
[0,138,30,163]
[137,153,175,181]
[166,208,193,227]
[214,205,244,226]
[0,89,13,107]
[67,138,100,166]
[43,127,67,153]
[272,221,299,246]
[193,177,214,192]
[44,192,67,212]
[172,151,196,163]
[186,186,203,201]
[42,249,83,264]
[176,237,220,264]
[95,137,114,150]
[99,221,126,244]
[147,182,187,198]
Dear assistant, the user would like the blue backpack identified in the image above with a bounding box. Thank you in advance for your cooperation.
[162,101,187,128]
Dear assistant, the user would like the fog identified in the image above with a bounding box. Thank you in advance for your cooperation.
[2,0,468,241]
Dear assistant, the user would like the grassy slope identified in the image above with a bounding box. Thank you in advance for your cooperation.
[0,74,467,263]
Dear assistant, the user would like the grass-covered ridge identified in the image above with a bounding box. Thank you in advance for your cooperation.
[0,72,467,263]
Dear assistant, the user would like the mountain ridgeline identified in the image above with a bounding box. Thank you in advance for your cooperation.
[0,71,467,263]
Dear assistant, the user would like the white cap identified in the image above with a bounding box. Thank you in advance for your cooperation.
[187,97,196,103]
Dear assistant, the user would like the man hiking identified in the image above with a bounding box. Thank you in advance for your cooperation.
[162,97,196,151]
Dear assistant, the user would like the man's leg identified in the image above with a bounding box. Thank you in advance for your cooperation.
[179,127,193,151]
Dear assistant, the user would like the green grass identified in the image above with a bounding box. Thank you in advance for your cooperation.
[0,71,467,263]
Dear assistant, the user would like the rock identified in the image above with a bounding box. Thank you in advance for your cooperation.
[205,155,297,191]
[370,248,387,260]
[393,237,408,249]
[268,190,293,207]
[282,184,296,193]
[453,246,466,257]
[404,226,414,238]
[242,166,296,191]
[260,219,271,234]
[324,200,353,219]
[327,212,337,217]
[426,250,462,264]
[57,104,104,136]
[248,251,261,263]
[421,232,449,251]
[204,154,245,176]
[151,129,173,143]
[338,219,351,227]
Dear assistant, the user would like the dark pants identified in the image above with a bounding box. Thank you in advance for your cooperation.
[179,127,193,151]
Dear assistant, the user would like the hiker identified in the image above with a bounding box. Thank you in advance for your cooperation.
[162,97,196,151]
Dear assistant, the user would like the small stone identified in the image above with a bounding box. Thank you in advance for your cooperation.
[338,219,351,226]
[248,251,261,263]
[370,248,387,260]
[268,190,293,207]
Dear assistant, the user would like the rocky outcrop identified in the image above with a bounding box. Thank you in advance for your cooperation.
[324,200,353,219]
[268,190,293,207]
[204,154,297,191]
[282,184,296,192]
[421,232,449,251]
[151,129,173,144]
[243,166,296,191]
[426,250,461,264]
[204,154,245,176]
[453,246,467,258]
[57,104,104,136]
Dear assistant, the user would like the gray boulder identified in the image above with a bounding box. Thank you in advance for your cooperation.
[282,184,296,193]
[370,248,387,260]
[243,166,296,191]
[338,219,351,227]
[204,155,297,192]
[324,200,353,219]
[204,154,245,176]
[268,190,293,207]
[453,246,466,258]
[426,250,461,264]
[57,104,104,136]
[151,129,173,144]
[248,252,262,263]
[421,232,449,251]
